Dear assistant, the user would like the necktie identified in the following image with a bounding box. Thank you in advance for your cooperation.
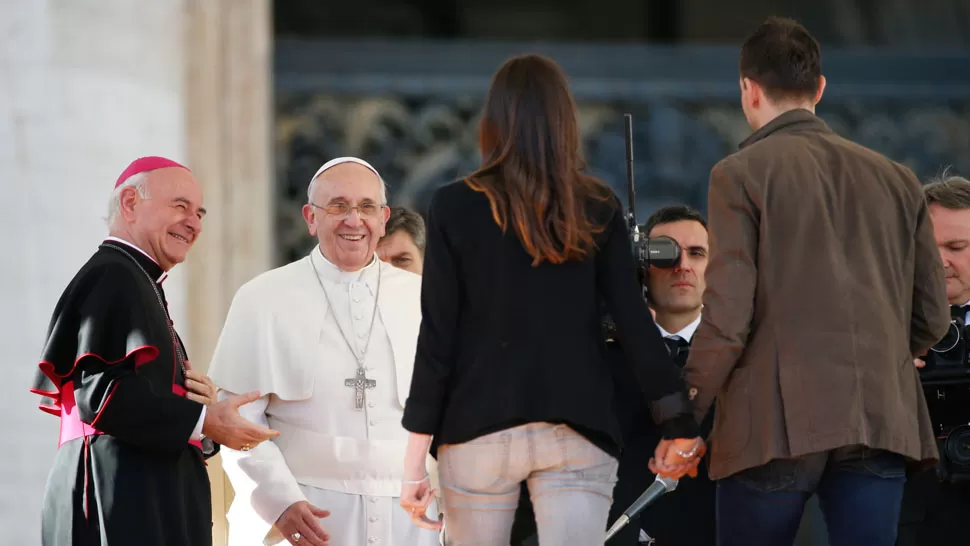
[951,305,968,320]
[664,336,690,366]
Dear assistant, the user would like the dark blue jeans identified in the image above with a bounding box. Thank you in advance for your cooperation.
[716,446,907,546]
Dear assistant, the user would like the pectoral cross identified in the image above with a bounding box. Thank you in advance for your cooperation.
[345,367,377,410]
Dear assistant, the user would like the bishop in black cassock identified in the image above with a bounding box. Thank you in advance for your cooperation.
[30,157,217,546]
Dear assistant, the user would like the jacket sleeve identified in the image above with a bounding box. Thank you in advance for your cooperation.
[401,190,461,434]
[75,351,204,455]
[684,157,760,422]
[65,267,203,455]
[910,191,950,356]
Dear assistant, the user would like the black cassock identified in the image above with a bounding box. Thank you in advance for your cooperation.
[30,239,217,546]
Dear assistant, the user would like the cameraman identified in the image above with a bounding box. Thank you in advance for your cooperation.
[898,172,970,546]
[615,205,717,546]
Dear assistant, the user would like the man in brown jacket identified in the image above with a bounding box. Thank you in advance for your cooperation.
[682,17,950,546]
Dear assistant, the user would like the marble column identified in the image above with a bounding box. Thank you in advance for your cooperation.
[183,0,275,544]
[0,0,194,542]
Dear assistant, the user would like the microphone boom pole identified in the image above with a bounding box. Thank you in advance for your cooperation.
[624,113,639,239]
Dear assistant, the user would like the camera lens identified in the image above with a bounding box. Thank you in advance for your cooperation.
[644,236,681,269]
[944,425,970,468]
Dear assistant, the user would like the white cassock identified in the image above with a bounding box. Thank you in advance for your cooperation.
[207,247,439,546]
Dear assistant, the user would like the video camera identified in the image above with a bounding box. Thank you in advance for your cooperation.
[621,114,682,279]
[919,313,970,483]
[601,115,682,345]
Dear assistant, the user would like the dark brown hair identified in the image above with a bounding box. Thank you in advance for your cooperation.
[465,53,612,266]
[644,204,708,235]
[740,16,822,102]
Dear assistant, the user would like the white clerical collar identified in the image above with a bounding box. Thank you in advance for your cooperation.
[310,245,380,286]
[657,312,702,342]
[104,236,168,283]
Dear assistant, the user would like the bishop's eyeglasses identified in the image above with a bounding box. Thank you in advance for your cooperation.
[310,201,386,219]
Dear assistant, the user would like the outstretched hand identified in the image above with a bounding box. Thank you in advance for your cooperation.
[201,391,280,451]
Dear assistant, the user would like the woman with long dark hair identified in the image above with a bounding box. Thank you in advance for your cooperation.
[398,54,704,544]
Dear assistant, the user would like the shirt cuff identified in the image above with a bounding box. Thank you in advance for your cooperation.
[191,406,206,441]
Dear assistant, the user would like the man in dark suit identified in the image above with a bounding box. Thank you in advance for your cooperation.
[683,16,950,546]
[610,205,717,546]
[897,172,970,546]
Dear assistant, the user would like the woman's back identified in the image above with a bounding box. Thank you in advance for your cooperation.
[404,177,689,459]
[398,53,700,545]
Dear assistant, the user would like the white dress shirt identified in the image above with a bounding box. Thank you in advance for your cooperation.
[656,312,702,343]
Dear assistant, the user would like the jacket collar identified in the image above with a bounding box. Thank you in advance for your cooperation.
[739,108,832,150]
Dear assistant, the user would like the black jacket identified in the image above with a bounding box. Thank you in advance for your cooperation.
[401,179,697,459]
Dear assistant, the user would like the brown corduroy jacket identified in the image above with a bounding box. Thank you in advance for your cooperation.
[684,108,949,480]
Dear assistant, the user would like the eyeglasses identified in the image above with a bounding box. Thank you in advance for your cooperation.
[310,201,385,219]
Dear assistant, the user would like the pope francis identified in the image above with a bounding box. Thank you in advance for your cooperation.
[208,157,439,546]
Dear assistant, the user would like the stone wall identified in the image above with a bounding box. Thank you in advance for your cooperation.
[0,1,274,544]
[0,0,190,542]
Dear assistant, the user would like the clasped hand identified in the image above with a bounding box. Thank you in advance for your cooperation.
[649,437,707,479]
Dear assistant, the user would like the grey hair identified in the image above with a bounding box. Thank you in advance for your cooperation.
[923,167,970,210]
[381,206,427,254]
[106,172,150,225]
[307,172,388,205]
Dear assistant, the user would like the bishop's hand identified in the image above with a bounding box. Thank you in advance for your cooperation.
[184,369,217,405]
[276,501,331,546]
[201,391,280,451]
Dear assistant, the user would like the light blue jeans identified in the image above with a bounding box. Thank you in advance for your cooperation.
[437,422,619,545]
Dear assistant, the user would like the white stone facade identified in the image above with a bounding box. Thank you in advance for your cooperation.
[0,1,190,542]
